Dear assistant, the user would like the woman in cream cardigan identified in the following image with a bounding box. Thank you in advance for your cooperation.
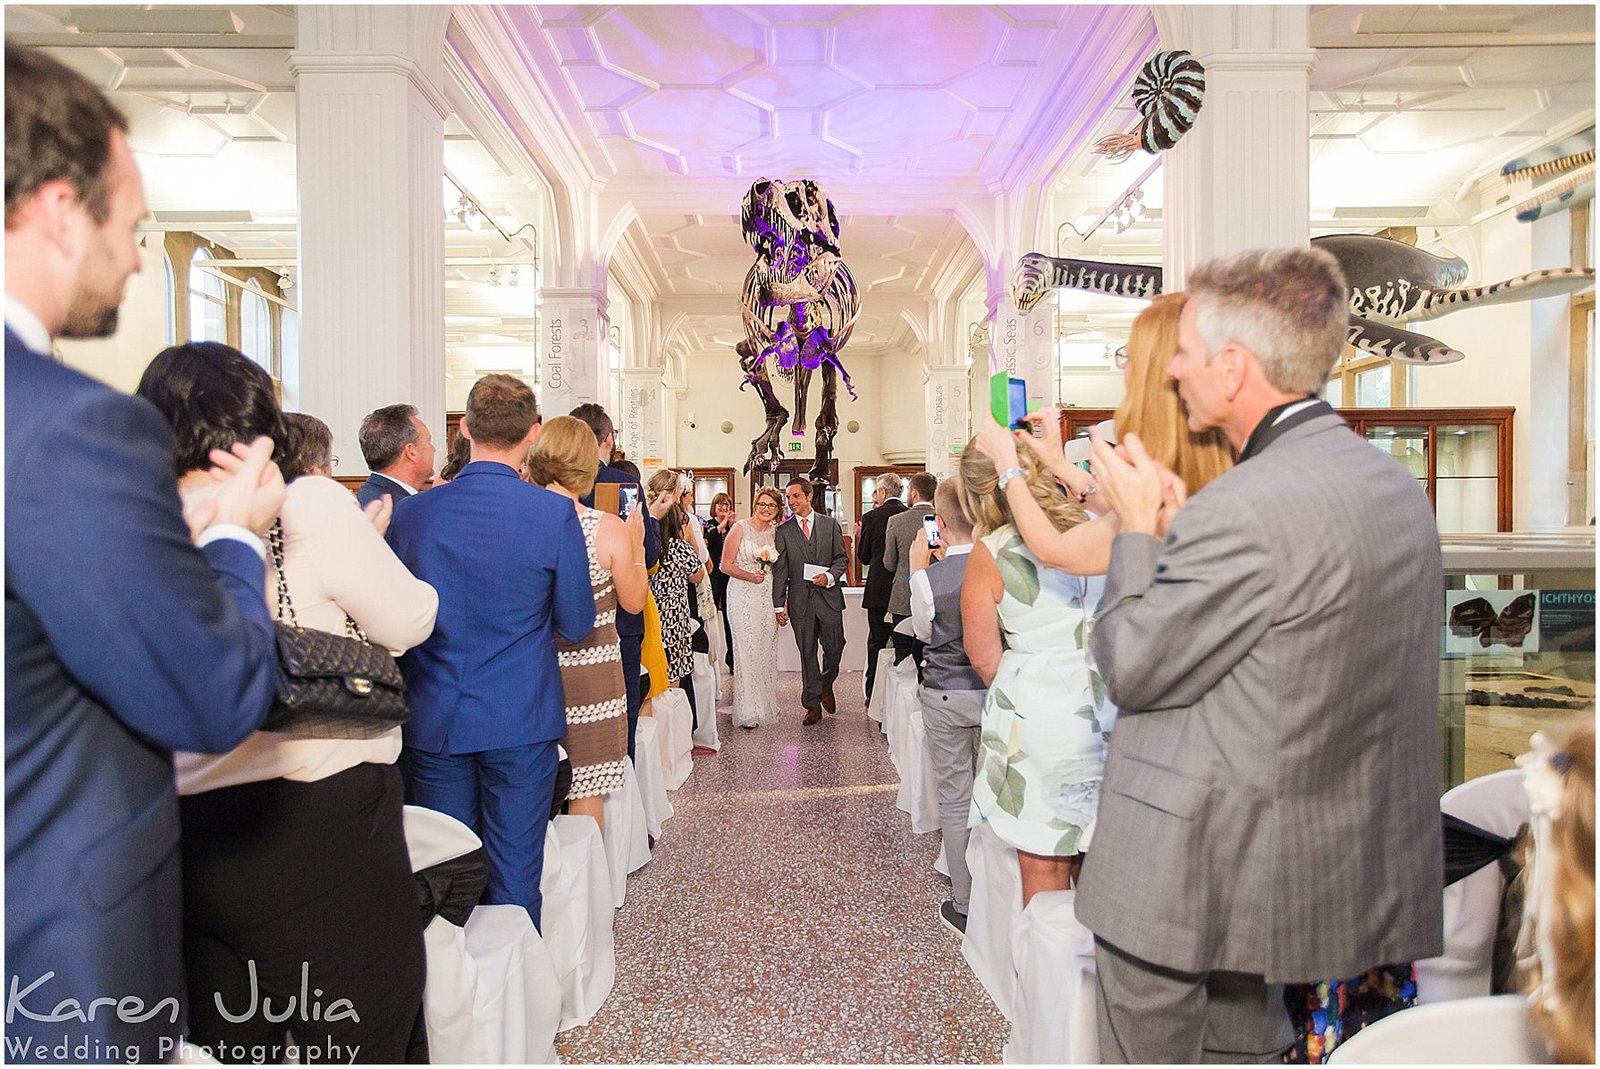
[137,343,438,1065]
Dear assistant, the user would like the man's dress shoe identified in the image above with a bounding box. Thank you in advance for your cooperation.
[802,707,822,726]
[821,689,837,715]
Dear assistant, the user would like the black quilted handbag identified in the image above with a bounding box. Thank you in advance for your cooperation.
[262,521,409,739]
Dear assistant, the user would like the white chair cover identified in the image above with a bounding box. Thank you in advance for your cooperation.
[881,657,918,761]
[894,703,940,834]
[402,807,563,1064]
[1325,994,1544,1063]
[600,758,653,908]
[539,815,616,1031]
[690,651,721,751]
[866,648,894,726]
[1416,769,1530,1004]
[632,717,674,838]
[421,907,563,1064]
[404,803,481,870]
[962,819,1022,1021]
[1002,889,1099,1065]
[653,688,695,790]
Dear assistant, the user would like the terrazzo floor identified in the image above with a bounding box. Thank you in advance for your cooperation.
[556,669,1008,1064]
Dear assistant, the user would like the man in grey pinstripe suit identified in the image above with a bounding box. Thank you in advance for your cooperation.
[1080,246,1444,1062]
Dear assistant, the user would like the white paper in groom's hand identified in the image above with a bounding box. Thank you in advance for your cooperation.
[802,564,828,582]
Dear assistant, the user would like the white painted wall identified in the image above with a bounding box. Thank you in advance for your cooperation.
[56,242,171,393]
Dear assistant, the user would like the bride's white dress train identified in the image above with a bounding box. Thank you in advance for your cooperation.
[725,518,779,728]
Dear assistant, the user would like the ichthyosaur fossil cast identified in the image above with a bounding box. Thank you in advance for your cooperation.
[1009,233,1595,364]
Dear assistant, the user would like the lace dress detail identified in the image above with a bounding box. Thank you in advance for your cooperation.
[557,507,627,799]
[725,518,779,728]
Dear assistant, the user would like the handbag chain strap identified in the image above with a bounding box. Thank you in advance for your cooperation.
[268,519,367,641]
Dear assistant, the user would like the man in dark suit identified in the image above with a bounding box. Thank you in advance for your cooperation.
[882,471,938,669]
[570,402,660,761]
[771,478,848,725]
[389,375,595,930]
[4,42,282,1064]
[855,472,906,701]
[355,402,436,507]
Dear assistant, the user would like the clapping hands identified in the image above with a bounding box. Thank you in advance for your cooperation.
[1087,429,1187,537]
[187,436,286,539]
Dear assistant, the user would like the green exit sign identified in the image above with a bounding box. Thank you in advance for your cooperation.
[787,441,804,453]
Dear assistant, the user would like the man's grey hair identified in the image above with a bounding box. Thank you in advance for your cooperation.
[876,472,903,499]
[359,403,420,471]
[1186,246,1349,395]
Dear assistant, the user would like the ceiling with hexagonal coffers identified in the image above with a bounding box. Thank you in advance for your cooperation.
[8,3,1593,372]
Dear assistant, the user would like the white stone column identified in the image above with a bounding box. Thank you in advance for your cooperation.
[290,6,452,472]
[925,368,971,479]
[539,288,608,418]
[987,291,1057,421]
[621,368,666,470]
[1154,5,1315,286]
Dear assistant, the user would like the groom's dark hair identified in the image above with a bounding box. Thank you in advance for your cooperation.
[786,476,813,496]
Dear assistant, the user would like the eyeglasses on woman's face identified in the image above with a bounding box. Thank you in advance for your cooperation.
[1111,345,1129,370]
[755,501,779,512]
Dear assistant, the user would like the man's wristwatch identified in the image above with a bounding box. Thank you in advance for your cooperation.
[997,466,1026,492]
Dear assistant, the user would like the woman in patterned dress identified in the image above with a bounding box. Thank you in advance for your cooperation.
[526,417,647,836]
[646,470,707,695]
[959,443,1110,907]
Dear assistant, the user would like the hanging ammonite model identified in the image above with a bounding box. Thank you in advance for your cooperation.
[1095,49,1207,162]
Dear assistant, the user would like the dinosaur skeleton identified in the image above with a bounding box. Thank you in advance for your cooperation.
[1502,127,1595,223]
[736,178,859,481]
[1010,233,1595,365]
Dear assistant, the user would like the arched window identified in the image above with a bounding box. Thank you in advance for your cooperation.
[240,279,272,373]
[188,247,226,343]
[161,248,176,346]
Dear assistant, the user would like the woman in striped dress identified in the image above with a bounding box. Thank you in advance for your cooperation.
[527,417,648,835]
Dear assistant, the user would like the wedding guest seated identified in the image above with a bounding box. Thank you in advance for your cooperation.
[907,477,985,935]
[525,416,648,839]
[959,441,1107,906]
[138,342,439,1063]
[1517,721,1594,1063]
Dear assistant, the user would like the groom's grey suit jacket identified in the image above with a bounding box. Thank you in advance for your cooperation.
[770,511,848,616]
[1078,409,1444,983]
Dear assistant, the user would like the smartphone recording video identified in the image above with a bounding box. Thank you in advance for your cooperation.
[923,513,941,548]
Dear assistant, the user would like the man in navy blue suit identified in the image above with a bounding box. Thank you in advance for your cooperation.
[355,402,436,508]
[389,375,595,930]
[570,402,659,760]
[4,42,283,1065]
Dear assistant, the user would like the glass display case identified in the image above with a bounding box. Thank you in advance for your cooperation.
[1438,533,1595,790]
[1059,406,1514,531]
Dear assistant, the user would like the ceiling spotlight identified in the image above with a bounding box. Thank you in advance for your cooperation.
[276,268,293,291]
[488,266,501,286]
[505,266,519,287]
[453,194,483,232]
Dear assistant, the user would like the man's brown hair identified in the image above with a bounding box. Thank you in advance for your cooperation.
[5,41,129,227]
[908,471,938,503]
[464,374,540,449]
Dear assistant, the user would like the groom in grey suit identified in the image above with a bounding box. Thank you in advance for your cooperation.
[771,477,848,725]
[1080,246,1444,1062]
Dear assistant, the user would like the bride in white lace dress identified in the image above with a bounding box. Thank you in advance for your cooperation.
[719,487,783,729]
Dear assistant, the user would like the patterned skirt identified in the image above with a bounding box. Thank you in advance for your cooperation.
[557,620,628,799]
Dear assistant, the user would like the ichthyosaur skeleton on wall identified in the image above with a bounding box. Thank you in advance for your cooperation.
[1009,234,1595,365]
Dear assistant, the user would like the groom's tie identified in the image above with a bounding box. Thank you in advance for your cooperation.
[800,515,811,540]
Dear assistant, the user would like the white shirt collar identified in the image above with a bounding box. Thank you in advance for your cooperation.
[938,543,975,557]
[4,294,53,355]
[374,471,419,495]
[1272,397,1321,425]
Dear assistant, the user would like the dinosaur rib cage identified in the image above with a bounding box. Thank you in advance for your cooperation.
[739,259,860,378]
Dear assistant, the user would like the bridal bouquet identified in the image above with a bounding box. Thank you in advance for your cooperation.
[755,546,779,573]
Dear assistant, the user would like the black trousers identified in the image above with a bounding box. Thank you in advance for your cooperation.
[890,612,926,683]
[863,605,894,700]
[620,631,643,762]
[180,763,425,1064]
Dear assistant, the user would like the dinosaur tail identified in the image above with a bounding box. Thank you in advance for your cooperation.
[1412,267,1596,321]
